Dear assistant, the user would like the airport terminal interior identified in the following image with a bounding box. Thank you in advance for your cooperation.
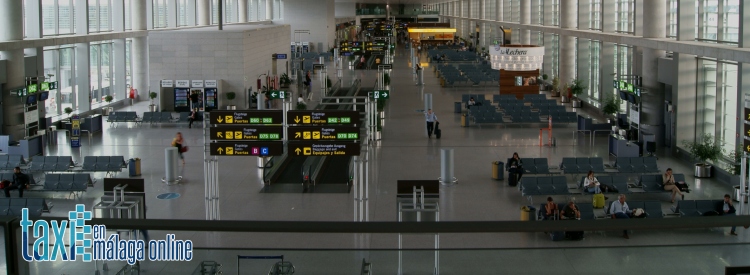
[1,0,750,274]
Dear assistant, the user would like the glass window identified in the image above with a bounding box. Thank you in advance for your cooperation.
[153,0,168,28]
[90,44,100,105]
[88,0,112,33]
[126,40,132,90]
[699,0,719,41]
[615,44,632,109]
[552,0,559,26]
[178,0,188,26]
[590,0,601,30]
[212,0,218,24]
[43,50,60,116]
[42,0,57,36]
[59,47,76,112]
[125,0,131,30]
[615,0,634,34]
[667,0,677,38]
[589,41,601,101]
[721,0,740,43]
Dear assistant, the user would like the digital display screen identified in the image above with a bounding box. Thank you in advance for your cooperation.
[627,83,635,93]
[515,76,523,86]
[40,82,50,91]
[38,92,49,101]
[26,95,37,105]
[27,84,38,94]
[618,81,626,90]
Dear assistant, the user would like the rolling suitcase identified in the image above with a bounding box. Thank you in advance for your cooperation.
[434,122,442,139]
[508,173,518,186]
[550,231,565,241]
[593,193,605,209]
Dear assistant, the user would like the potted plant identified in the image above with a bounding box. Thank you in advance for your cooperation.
[280,73,292,88]
[104,95,113,103]
[225,91,236,110]
[149,91,158,112]
[296,102,307,110]
[602,95,621,118]
[560,84,571,103]
[64,107,73,116]
[569,78,586,108]
[551,76,560,97]
[682,133,724,178]
[250,92,258,108]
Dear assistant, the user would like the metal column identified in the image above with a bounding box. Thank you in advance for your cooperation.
[439,148,457,186]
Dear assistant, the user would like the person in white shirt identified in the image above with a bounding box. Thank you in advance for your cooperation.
[583,170,601,194]
[468,97,476,108]
[297,94,305,104]
[610,194,631,239]
[424,109,438,138]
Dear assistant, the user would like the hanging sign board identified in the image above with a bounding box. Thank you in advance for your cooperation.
[161,80,174,87]
[175,80,190,88]
[205,80,218,87]
[191,80,204,88]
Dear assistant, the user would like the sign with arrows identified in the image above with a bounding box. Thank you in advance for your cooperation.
[210,126,283,141]
[288,141,360,156]
[288,126,359,140]
[268,90,288,99]
[286,110,361,125]
[209,141,284,156]
[209,110,283,125]
[370,90,390,99]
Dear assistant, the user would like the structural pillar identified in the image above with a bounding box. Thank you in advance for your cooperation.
[520,0,531,45]
[558,0,577,86]
[639,0,667,146]
[0,0,27,141]
[239,0,248,22]
[198,0,211,25]
[266,0,273,20]
[132,0,149,100]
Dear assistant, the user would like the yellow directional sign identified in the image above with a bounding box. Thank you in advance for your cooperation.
[225,147,234,155]
[303,131,311,139]
[303,147,311,155]
[217,132,224,138]
[225,116,233,124]
[225,131,233,139]
[209,142,284,156]
[209,126,284,141]
[288,141,361,156]
[294,116,301,123]
[303,116,311,123]
[294,148,302,155]
[295,132,301,138]
[234,131,242,139]
[210,110,284,125]
[312,132,321,139]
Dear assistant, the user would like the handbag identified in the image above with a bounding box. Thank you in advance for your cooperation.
[180,146,188,153]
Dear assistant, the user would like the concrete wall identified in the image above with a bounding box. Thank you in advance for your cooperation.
[148,24,291,109]
[335,2,356,18]
[276,0,335,52]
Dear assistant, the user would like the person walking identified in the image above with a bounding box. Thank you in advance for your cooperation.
[424,109,438,138]
[172,132,186,165]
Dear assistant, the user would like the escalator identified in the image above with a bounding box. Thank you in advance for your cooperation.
[262,82,362,193]
[306,87,371,193]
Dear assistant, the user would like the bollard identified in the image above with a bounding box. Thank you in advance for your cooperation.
[439,148,457,186]
[162,147,182,185]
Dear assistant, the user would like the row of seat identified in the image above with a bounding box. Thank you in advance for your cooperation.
[42,173,92,193]
[28,156,74,172]
[605,200,664,218]
[141,112,198,124]
[107,112,139,125]
[509,158,551,175]
[520,176,570,197]
[560,157,607,174]
[577,175,631,194]
[0,198,47,218]
[537,202,596,220]
[639,174,688,193]
[0,154,27,170]
[615,157,660,173]
[674,200,723,217]
[0,173,37,185]
[82,156,127,173]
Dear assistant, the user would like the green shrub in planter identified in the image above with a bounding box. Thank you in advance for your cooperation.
[64,107,73,115]
[296,102,307,110]
[602,95,621,116]
[682,134,724,165]
[104,95,113,103]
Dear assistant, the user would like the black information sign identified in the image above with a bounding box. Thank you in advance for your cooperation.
[288,141,361,156]
[209,110,283,125]
[286,110,361,125]
[209,141,284,156]
[287,126,360,141]
[210,126,283,141]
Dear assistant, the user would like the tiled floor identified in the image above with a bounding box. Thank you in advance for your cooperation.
[19,47,750,274]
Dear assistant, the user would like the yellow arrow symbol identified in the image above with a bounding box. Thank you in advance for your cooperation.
[217,132,223,138]
[747,129,750,136]
[295,132,300,138]
[217,147,224,154]
[294,116,300,123]
[294,148,301,155]
[217,117,223,123]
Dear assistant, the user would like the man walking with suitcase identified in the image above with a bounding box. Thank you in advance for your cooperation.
[424,109,439,138]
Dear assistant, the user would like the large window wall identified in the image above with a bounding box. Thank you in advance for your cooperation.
[42,0,76,36]
[588,41,601,101]
[43,46,76,116]
[88,0,112,33]
[697,59,738,154]
[615,0,635,34]
[697,0,740,44]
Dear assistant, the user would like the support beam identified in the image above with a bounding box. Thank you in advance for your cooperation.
[0,0,27,141]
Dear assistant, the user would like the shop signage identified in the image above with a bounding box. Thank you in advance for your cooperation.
[191,80,204,88]
[205,80,217,87]
[175,80,190,88]
[161,80,174,87]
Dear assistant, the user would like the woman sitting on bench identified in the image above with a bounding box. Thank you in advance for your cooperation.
[663,168,684,203]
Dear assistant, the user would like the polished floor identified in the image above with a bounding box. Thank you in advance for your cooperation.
[17,46,750,274]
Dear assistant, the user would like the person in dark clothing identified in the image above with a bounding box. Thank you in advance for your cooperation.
[188,108,199,128]
[305,71,312,87]
[508,152,524,180]
[4,167,29,198]
[189,92,200,110]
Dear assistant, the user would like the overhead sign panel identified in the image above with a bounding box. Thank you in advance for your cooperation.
[288,141,361,156]
[286,110,361,125]
[210,126,283,141]
[268,90,288,99]
[287,126,360,140]
[209,141,284,156]
[209,110,283,125]
[371,90,390,99]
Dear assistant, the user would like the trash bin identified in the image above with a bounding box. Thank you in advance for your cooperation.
[734,185,748,203]
[454,102,462,113]
[102,107,113,116]
[492,161,504,180]
[521,205,536,221]
[47,126,58,145]
[461,114,468,127]
[129,158,142,177]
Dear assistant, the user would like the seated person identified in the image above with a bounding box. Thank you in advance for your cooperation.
[507,152,524,180]
[560,200,581,220]
[543,197,557,220]
[467,97,476,108]
[663,168,685,203]
[583,170,601,194]
[610,194,632,239]
[4,167,29,198]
